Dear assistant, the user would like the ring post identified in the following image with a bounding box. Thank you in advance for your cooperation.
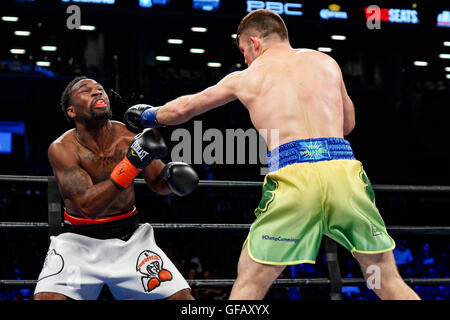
[47,176,62,244]
[324,236,343,300]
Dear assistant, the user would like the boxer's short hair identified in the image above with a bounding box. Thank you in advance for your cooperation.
[60,76,88,121]
[236,9,288,45]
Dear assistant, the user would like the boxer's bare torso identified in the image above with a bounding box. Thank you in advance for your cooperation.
[157,46,354,152]
[232,48,353,150]
[49,122,136,218]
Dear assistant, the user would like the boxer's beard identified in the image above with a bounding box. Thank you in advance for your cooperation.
[90,106,112,120]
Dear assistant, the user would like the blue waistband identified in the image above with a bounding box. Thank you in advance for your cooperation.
[267,137,355,172]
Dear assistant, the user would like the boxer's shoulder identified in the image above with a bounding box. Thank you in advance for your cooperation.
[111,120,127,130]
[111,120,138,139]
[48,129,81,167]
[49,129,78,153]
[48,129,80,158]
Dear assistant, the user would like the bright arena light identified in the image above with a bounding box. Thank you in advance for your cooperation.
[10,49,26,54]
[41,46,57,51]
[79,25,96,31]
[167,39,183,44]
[413,61,428,66]
[318,47,332,52]
[36,61,51,67]
[207,62,222,67]
[155,56,171,61]
[331,35,346,40]
[14,31,31,36]
[190,48,205,54]
[191,27,207,32]
[2,16,19,22]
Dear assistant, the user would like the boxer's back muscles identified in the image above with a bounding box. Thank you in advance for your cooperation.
[234,49,353,150]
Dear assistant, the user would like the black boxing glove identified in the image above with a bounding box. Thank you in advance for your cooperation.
[126,128,167,169]
[110,129,168,189]
[124,104,164,133]
[161,162,199,196]
[123,104,150,133]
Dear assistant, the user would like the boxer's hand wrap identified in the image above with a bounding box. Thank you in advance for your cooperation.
[110,158,141,190]
[161,162,199,196]
[110,129,168,189]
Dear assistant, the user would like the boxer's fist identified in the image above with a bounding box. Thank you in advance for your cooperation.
[123,104,151,133]
[161,162,199,196]
[126,129,167,170]
[110,129,168,189]
[124,104,163,132]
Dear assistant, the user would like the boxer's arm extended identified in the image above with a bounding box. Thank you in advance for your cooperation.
[48,142,121,219]
[155,71,241,125]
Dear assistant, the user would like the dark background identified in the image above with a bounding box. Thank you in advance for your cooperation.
[0,0,448,300]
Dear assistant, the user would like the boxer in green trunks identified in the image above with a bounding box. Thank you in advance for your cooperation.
[123,9,420,300]
[246,138,397,266]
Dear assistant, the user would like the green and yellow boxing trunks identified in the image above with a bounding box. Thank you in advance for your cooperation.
[244,137,396,265]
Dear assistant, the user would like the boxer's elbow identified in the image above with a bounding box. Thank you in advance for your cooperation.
[75,198,106,219]
[77,205,102,220]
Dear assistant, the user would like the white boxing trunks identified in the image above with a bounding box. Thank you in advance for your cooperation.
[34,222,190,300]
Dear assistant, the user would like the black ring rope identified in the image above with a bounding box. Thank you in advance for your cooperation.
[0,222,449,235]
[2,175,450,192]
[1,278,449,289]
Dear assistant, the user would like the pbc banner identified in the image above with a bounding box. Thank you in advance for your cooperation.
[246,1,303,16]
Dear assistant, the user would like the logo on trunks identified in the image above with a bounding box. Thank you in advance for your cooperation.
[136,250,173,293]
[371,223,382,237]
[38,249,65,281]
[262,235,299,243]
[299,141,331,161]
[254,176,278,218]
[359,169,375,204]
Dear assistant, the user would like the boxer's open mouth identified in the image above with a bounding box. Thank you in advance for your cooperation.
[91,98,107,108]
[93,99,106,107]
